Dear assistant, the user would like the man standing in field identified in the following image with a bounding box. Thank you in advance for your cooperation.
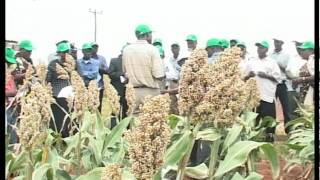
[244,41,281,142]
[122,24,165,115]
[270,38,292,133]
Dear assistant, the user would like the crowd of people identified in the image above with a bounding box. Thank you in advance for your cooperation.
[5,24,315,147]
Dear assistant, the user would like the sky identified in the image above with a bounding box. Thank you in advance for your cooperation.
[6,0,315,65]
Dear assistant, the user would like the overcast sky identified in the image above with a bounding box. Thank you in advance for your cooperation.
[6,0,314,65]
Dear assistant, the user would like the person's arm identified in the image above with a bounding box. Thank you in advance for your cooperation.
[46,61,55,82]
[5,77,17,97]
[108,59,124,79]
[258,61,281,83]
[160,87,179,95]
[151,47,165,81]
[243,71,255,81]
[99,56,109,74]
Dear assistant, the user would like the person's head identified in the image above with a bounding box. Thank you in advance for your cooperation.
[273,38,284,51]
[19,40,34,59]
[171,43,180,57]
[156,45,165,59]
[70,43,77,60]
[220,39,229,50]
[297,41,314,60]
[206,38,222,57]
[91,42,99,55]
[135,24,153,44]
[255,41,269,58]
[6,48,17,70]
[186,34,197,50]
[236,41,247,58]
[82,43,93,59]
[293,41,303,55]
[56,42,71,60]
[153,38,162,47]
[230,39,238,47]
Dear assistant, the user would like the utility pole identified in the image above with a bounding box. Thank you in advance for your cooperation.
[89,9,103,42]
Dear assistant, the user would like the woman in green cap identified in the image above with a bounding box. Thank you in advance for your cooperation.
[292,41,314,107]
[46,42,74,138]
[5,48,19,145]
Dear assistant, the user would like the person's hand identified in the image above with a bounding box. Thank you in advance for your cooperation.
[257,71,268,78]
[248,71,255,78]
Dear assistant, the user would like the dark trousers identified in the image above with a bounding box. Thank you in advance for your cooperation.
[110,95,128,129]
[49,97,71,138]
[6,106,18,144]
[256,100,276,134]
[98,89,104,113]
[287,91,299,121]
[275,83,290,124]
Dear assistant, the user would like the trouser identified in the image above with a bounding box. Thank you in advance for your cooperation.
[6,106,19,144]
[49,97,72,138]
[287,91,299,121]
[275,83,290,124]
[98,89,104,113]
[256,100,276,134]
[110,95,129,129]
[133,87,161,115]
[190,124,213,166]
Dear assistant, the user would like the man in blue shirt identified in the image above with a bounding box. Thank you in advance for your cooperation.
[77,43,105,111]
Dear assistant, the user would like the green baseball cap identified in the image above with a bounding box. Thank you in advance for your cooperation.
[57,42,70,53]
[5,48,17,64]
[135,24,152,35]
[19,40,34,51]
[255,41,269,48]
[91,42,98,47]
[156,45,164,57]
[206,38,221,48]
[153,38,162,46]
[82,43,93,50]
[236,41,246,48]
[186,34,197,42]
[220,39,229,48]
[298,41,314,50]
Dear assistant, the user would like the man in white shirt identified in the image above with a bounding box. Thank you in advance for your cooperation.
[206,38,223,64]
[244,41,281,142]
[270,38,291,133]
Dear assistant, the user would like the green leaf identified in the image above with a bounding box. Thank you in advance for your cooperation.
[215,141,266,177]
[285,117,312,129]
[231,172,245,180]
[88,137,104,166]
[167,114,184,129]
[63,133,80,157]
[164,130,192,165]
[299,143,314,160]
[196,128,221,142]
[185,163,209,179]
[32,163,52,180]
[260,144,279,179]
[223,124,243,153]
[82,150,94,170]
[245,172,263,180]
[6,160,12,178]
[256,116,277,130]
[10,151,28,172]
[102,117,131,155]
[241,111,258,128]
[76,167,104,180]
[56,169,72,180]
[12,175,25,180]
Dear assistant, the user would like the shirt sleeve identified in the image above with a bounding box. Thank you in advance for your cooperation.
[271,61,282,83]
[151,47,165,78]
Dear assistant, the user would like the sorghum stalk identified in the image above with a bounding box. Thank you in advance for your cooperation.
[176,122,202,180]
[208,138,222,180]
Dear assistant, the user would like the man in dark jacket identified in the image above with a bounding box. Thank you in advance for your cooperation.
[108,46,129,127]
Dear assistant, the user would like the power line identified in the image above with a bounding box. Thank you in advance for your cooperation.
[89,8,103,42]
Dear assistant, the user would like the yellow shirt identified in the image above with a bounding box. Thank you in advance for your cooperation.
[122,40,165,88]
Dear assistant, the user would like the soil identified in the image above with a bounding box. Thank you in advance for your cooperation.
[256,158,306,180]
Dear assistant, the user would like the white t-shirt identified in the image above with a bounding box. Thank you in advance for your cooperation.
[246,56,282,103]
[270,50,290,81]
